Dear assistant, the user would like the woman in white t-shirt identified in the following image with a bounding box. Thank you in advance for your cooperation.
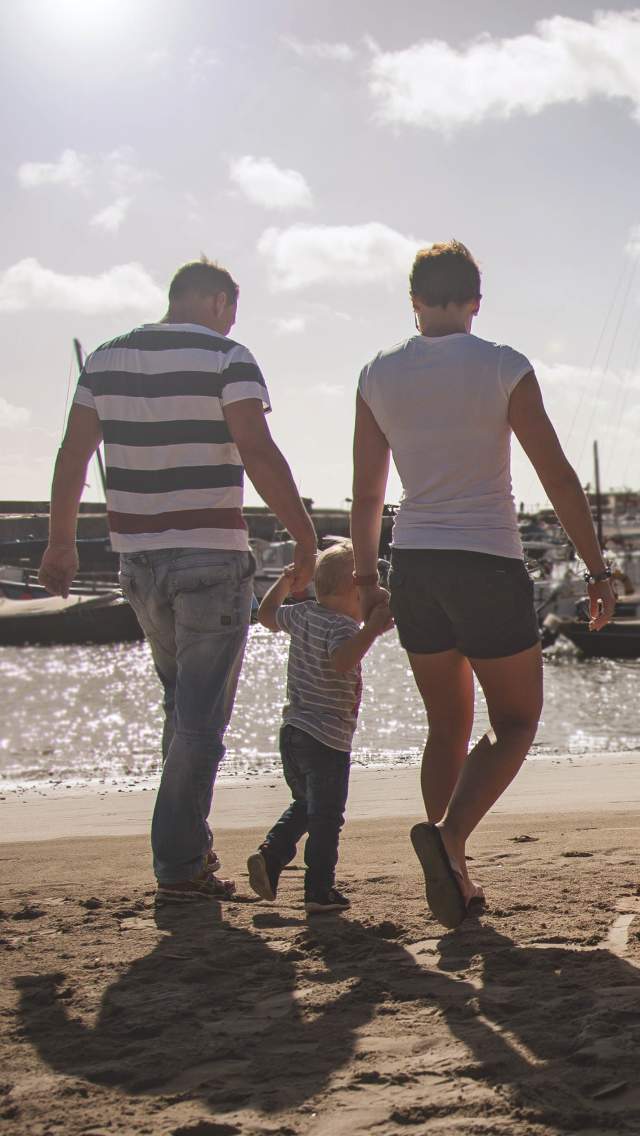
[351,240,615,930]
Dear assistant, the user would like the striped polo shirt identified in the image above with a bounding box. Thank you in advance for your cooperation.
[276,601,362,752]
[73,322,270,553]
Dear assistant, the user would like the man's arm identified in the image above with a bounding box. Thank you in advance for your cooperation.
[351,392,391,620]
[509,372,615,631]
[38,405,102,597]
[257,569,294,632]
[224,400,317,593]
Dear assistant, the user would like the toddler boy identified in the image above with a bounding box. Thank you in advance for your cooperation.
[247,541,392,913]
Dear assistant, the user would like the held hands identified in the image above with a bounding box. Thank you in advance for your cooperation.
[588,579,616,632]
[365,597,394,636]
[38,544,79,598]
[358,583,390,622]
[288,542,317,595]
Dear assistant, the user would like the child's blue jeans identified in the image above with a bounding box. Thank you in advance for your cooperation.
[264,725,350,898]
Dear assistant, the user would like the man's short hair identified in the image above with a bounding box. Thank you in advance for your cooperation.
[169,257,239,304]
[314,540,354,599]
[410,240,481,308]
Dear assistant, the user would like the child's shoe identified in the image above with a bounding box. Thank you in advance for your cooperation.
[247,844,282,901]
[305,888,350,914]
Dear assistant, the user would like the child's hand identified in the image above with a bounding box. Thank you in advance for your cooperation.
[281,565,297,594]
[365,599,394,636]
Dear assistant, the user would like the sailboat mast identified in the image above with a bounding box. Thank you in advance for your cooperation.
[73,338,107,497]
[593,439,604,549]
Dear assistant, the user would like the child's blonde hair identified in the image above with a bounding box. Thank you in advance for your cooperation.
[314,540,355,599]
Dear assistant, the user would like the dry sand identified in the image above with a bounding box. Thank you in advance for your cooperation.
[2,755,640,1136]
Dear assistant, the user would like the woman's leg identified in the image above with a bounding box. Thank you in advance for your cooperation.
[407,647,475,823]
[438,642,543,897]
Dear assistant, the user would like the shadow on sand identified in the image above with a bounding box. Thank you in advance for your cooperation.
[15,903,640,1129]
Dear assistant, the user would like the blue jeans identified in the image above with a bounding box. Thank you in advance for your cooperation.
[119,549,254,884]
[264,725,350,898]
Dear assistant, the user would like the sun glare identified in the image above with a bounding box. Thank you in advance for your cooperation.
[40,0,131,42]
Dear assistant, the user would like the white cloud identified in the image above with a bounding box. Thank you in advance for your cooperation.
[0,259,164,315]
[90,196,132,233]
[258,222,422,291]
[274,315,307,334]
[368,9,640,131]
[314,383,344,397]
[17,146,154,198]
[626,223,640,259]
[229,156,313,210]
[145,47,170,69]
[283,36,355,63]
[17,148,90,190]
[100,147,156,195]
[188,45,219,86]
[534,358,606,392]
[184,191,202,223]
[0,397,30,427]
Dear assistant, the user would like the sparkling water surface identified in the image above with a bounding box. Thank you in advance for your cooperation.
[1,626,640,787]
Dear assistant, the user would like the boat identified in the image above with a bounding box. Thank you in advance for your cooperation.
[0,568,115,600]
[546,612,640,659]
[0,592,143,646]
[543,591,640,658]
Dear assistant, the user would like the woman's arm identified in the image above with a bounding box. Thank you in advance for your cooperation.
[508,372,615,630]
[351,392,391,620]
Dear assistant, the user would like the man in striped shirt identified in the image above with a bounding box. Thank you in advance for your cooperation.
[39,258,317,902]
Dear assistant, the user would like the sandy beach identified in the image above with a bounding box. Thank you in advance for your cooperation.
[2,754,640,1136]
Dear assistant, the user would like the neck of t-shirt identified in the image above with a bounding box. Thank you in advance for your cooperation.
[418,331,469,343]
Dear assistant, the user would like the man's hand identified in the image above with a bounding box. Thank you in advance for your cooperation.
[38,545,79,598]
[358,583,390,622]
[288,542,317,595]
[365,599,394,636]
[588,580,616,631]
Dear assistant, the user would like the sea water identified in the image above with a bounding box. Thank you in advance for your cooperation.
[1,625,640,787]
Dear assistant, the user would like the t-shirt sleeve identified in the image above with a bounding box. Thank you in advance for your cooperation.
[499,346,533,399]
[72,364,97,412]
[220,344,271,412]
[327,616,359,656]
[357,361,372,407]
[275,604,297,634]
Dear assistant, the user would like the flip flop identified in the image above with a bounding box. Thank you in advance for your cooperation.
[410,822,471,929]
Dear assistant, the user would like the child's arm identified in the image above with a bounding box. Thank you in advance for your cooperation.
[330,601,393,674]
[257,568,294,632]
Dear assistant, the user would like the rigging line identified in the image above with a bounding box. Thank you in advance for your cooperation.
[565,258,631,450]
[602,317,640,483]
[575,255,640,475]
[618,330,640,488]
[60,348,75,441]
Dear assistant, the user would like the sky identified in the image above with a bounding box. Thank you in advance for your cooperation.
[2,0,640,512]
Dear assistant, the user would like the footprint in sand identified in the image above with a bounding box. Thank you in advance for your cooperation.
[606,896,640,958]
[527,897,640,958]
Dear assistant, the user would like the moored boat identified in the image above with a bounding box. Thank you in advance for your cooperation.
[548,614,640,659]
[0,592,143,646]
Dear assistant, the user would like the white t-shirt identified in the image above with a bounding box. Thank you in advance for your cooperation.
[358,333,532,559]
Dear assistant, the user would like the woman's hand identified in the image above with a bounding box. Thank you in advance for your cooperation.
[588,580,616,631]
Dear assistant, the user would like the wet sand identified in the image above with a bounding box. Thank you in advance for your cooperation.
[1,757,640,1135]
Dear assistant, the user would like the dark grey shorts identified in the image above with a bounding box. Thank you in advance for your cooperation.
[389,548,540,659]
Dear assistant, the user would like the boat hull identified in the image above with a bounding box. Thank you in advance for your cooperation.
[0,595,143,646]
[556,619,640,659]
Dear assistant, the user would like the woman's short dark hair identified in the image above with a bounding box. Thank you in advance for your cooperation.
[410,240,481,308]
[169,256,239,304]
